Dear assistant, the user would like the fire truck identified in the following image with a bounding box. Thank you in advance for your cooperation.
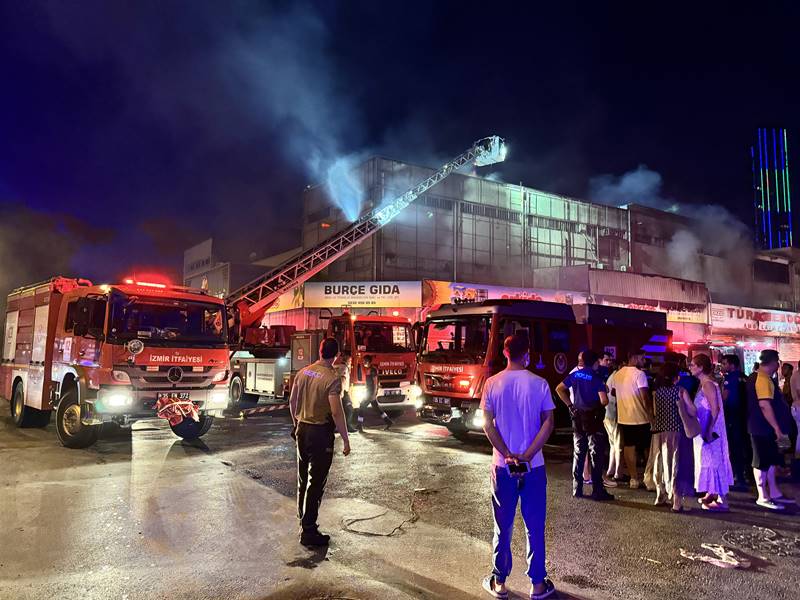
[224,136,507,407]
[1,277,229,448]
[416,299,671,439]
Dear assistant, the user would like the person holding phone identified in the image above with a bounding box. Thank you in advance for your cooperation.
[747,349,794,510]
[689,354,734,511]
[480,334,556,600]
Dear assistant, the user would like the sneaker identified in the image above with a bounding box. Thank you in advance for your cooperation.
[603,477,618,488]
[300,530,331,546]
[629,478,641,489]
[591,490,615,502]
[755,499,785,511]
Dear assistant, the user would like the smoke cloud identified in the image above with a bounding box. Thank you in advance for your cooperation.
[40,1,368,222]
[589,165,754,301]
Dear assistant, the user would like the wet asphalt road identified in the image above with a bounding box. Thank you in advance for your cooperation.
[1,401,799,600]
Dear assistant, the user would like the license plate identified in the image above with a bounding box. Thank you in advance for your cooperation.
[157,392,191,401]
[432,396,450,405]
[383,388,402,395]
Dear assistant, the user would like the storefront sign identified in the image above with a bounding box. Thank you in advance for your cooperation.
[710,303,800,337]
[423,280,587,307]
[304,281,421,308]
[598,300,708,324]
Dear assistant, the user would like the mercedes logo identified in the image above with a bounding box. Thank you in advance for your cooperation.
[167,367,183,383]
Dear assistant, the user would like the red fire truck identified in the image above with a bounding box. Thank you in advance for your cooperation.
[416,300,671,439]
[1,277,230,448]
[231,313,417,412]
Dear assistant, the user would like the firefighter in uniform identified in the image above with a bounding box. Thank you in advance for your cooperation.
[289,337,351,546]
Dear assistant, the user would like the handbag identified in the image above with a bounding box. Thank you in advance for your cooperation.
[677,393,701,438]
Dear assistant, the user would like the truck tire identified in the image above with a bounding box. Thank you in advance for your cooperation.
[55,390,99,448]
[447,422,471,442]
[229,375,257,407]
[170,415,214,439]
[10,383,52,428]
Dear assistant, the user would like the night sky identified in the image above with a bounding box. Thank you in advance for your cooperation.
[1,1,799,296]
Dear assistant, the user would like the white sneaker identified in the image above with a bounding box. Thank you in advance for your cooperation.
[756,499,785,511]
[629,478,641,489]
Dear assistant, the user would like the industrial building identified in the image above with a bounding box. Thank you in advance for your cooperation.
[184,153,800,365]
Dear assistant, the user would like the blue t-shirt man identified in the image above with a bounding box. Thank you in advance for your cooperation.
[561,367,606,411]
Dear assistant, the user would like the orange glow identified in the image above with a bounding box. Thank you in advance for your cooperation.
[123,278,134,284]
[321,222,331,229]
[392,310,400,317]
[457,378,471,388]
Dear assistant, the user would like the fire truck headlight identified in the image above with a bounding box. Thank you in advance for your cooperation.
[472,408,486,428]
[107,393,133,408]
[408,384,422,399]
[212,370,229,383]
[350,385,366,404]
[413,397,424,410]
[111,370,131,384]
[209,389,228,408]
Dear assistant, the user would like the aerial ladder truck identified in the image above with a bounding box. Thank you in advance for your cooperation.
[224,136,508,412]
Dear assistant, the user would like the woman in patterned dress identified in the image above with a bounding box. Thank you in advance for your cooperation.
[651,362,695,511]
[690,354,734,511]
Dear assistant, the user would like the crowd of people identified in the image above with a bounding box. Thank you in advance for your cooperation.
[288,335,799,599]
[557,348,800,512]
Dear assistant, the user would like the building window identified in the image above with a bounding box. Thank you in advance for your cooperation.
[754,260,791,284]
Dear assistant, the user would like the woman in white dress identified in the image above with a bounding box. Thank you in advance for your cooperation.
[689,354,734,511]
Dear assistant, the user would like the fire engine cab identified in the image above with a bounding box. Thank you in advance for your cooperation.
[1,277,229,448]
[416,299,671,439]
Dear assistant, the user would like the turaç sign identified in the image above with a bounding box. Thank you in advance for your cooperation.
[304,281,421,308]
[710,303,800,337]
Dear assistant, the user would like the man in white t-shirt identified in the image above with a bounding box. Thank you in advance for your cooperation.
[606,354,652,489]
[479,334,556,600]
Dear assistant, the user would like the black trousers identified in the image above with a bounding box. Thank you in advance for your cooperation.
[725,418,751,483]
[572,411,608,493]
[342,392,354,427]
[296,421,335,533]
[356,397,384,420]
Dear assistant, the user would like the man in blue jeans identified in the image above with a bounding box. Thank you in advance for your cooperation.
[480,333,556,600]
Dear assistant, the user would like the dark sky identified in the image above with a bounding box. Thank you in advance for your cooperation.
[1,1,798,294]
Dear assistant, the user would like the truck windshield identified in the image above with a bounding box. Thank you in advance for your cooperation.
[108,296,227,347]
[421,316,491,364]
[353,322,413,353]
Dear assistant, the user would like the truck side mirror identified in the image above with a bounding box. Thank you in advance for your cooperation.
[411,323,422,352]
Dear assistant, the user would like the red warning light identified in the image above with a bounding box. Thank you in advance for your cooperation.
[122,273,171,288]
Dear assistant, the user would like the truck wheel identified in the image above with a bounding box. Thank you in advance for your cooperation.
[170,415,214,439]
[229,375,257,407]
[10,384,52,428]
[56,390,99,448]
[447,423,471,442]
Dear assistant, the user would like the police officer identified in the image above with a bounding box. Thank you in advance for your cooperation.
[289,337,351,546]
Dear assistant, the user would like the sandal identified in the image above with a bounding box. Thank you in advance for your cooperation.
[481,575,508,599]
[531,578,556,600]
